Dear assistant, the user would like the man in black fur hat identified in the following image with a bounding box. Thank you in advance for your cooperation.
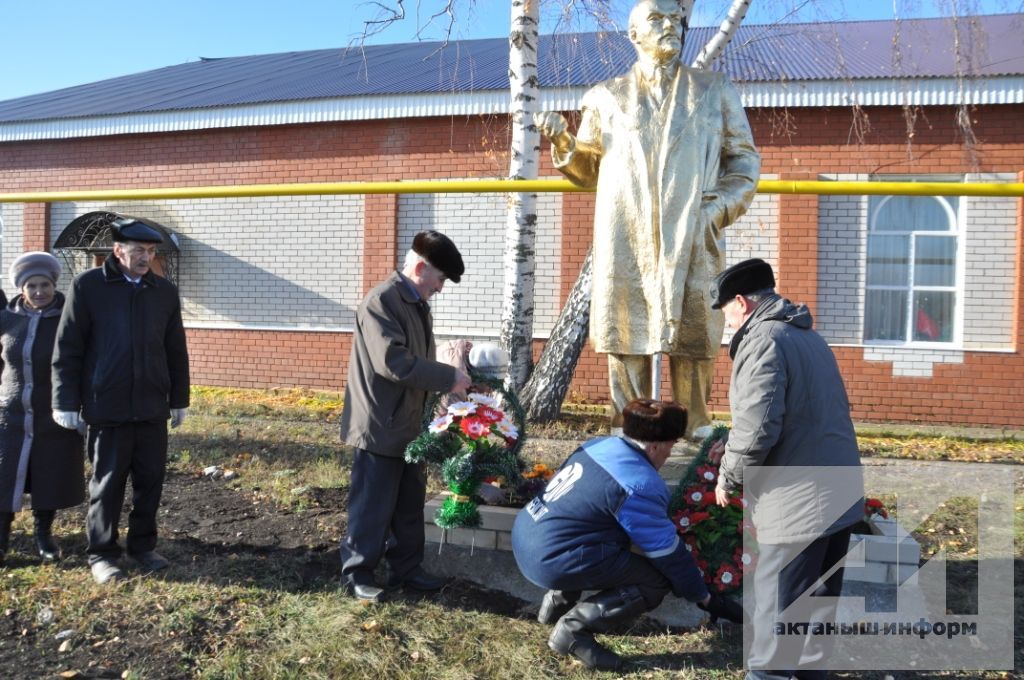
[53,217,189,585]
[339,230,472,602]
[511,398,742,671]
[710,258,863,679]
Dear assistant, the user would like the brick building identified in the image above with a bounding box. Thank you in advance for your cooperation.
[0,16,1022,426]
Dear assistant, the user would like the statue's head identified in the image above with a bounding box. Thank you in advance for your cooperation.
[628,0,691,65]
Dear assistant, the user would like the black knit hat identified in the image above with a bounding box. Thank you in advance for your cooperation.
[622,399,687,442]
[710,258,775,309]
[412,230,464,284]
[111,218,164,244]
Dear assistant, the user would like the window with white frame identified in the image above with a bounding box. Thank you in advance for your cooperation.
[864,183,961,345]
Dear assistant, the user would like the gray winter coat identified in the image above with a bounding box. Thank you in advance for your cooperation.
[719,295,862,544]
[0,293,85,512]
[339,272,455,457]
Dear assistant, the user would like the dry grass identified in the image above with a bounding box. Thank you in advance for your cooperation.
[0,387,1019,679]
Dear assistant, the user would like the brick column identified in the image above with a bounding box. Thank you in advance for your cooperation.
[23,202,51,252]
[776,172,819,309]
[362,194,399,295]
[1014,170,1024,348]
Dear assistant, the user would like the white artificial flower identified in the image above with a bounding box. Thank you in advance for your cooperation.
[702,470,716,481]
[689,491,704,503]
[721,571,734,584]
[494,419,519,439]
[428,414,454,433]
[447,401,478,417]
[677,516,691,528]
[468,393,500,408]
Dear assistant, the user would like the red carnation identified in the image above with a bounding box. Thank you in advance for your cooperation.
[688,511,711,526]
[696,465,718,483]
[684,485,708,506]
[459,416,490,440]
[475,405,504,424]
[713,564,741,591]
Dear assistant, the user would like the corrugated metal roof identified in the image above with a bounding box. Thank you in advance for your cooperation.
[0,14,1021,126]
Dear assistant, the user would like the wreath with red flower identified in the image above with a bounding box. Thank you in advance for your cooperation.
[667,425,756,595]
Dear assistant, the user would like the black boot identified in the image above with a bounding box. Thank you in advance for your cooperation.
[548,585,650,670]
[0,512,12,565]
[537,589,581,624]
[33,510,59,562]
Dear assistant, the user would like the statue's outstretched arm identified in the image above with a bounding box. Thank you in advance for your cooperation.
[534,109,603,189]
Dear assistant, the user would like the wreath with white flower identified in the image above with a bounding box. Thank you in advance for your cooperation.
[405,373,528,529]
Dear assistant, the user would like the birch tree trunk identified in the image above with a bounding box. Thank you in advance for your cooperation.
[520,0,752,421]
[519,248,592,420]
[691,0,751,70]
[500,0,541,391]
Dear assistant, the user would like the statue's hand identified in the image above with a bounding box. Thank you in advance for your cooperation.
[533,111,569,143]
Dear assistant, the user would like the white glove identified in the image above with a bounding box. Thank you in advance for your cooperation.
[170,408,188,429]
[53,410,82,431]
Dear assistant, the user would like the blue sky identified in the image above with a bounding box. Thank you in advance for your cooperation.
[0,0,1019,101]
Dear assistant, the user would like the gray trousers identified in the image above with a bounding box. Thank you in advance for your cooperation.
[340,448,426,584]
[86,421,167,564]
[746,527,853,680]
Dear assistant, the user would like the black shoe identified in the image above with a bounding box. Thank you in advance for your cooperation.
[547,585,649,670]
[129,550,170,572]
[33,510,60,562]
[386,566,448,592]
[0,512,11,565]
[538,590,580,625]
[345,579,386,603]
[697,592,744,624]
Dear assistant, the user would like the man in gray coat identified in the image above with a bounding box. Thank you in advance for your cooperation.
[339,231,472,602]
[711,258,863,680]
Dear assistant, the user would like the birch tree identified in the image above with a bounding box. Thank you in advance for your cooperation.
[500,0,541,391]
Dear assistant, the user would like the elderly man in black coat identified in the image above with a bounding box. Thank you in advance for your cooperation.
[52,218,190,584]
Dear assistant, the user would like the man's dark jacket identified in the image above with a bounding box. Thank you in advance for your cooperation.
[52,254,189,426]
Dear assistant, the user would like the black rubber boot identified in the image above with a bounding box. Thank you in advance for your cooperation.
[0,512,12,565]
[33,510,60,562]
[548,585,649,670]
[537,589,581,625]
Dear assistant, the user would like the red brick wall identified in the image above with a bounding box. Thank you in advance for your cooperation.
[2,104,1022,425]
[186,328,349,390]
[22,202,50,252]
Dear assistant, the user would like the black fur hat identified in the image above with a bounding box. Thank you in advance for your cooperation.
[710,258,775,309]
[412,230,464,284]
[622,399,688,442]
[110,218,164,244]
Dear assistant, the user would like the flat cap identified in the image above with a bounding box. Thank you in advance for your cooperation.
[622,399,687,443]
[111,218,164,244]
[10,251,61,289]
[710,258,776,310]
[412,230,464,284]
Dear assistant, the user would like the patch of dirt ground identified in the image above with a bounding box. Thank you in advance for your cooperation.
[0,470,529,679]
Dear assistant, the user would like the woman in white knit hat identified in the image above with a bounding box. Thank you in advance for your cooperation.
[0,252,85,564]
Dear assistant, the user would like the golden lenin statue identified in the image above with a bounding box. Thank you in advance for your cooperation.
[536,0,760,436]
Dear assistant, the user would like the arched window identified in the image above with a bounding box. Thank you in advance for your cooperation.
[864,190,960,344]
